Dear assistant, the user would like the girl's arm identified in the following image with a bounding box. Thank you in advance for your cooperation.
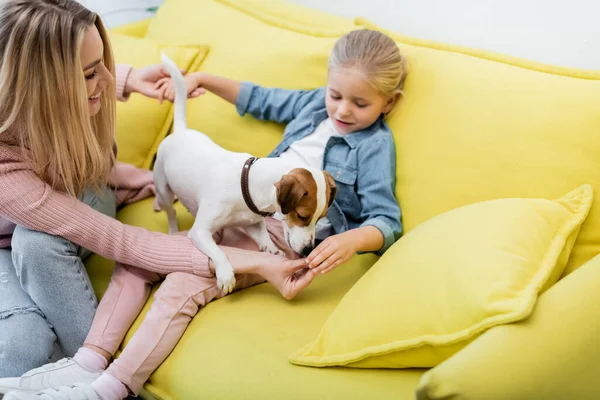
[156,72,323,124]
[189,72,241,105]
[306,226,383,275]
[116,64,204,102]
[354,134,402,252]
[156,72,241,105]
[307,135,402,274]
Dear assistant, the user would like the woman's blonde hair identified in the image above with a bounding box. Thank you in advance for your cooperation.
[329,29,407,109]
[0,0,116,196]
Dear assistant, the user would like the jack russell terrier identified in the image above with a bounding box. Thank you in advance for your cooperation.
[154,53,337,294]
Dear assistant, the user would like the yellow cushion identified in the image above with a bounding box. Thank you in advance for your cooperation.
[289,185,592,368]
[355,21,600,276]
[108,18,151,38]
[146,4,600,276]
[85,198,424,400]
[416,252,600,400]
[144,0,361,156]
[108,32,208,168]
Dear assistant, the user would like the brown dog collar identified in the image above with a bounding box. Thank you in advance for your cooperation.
[241,157,274,217]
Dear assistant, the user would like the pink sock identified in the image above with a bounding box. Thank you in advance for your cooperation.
[73,347,108,373]
[91,373,129,400]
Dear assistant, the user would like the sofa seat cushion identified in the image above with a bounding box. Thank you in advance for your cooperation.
[86,198,424,400]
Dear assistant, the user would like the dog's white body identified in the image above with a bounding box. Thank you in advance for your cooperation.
[155,54,334,293]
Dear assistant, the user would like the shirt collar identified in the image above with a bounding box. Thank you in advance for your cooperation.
[311,109,385,149]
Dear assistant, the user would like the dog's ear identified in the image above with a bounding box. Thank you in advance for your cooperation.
[323,171,337,207]
[275,174,306,214]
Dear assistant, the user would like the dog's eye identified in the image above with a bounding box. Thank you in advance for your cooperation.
[297,214,310,221]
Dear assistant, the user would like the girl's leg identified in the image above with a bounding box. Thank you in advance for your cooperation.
[0,219,295,396]
[10,187,116,356]
[0,263,161,394]
[100,221,292,396]
[0,249,56,378]
[84,263,161,356]
[102,271,265,396]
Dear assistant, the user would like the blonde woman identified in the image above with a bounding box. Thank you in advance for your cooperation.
[0,0,311,387]
[1,26,406,400]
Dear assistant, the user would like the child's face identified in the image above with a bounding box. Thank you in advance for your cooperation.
[326,67,394,134]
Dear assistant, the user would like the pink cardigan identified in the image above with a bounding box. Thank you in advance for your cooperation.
[0,65,209,276]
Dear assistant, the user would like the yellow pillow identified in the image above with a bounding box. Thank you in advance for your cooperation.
[355,21,600,276]
[145,0,361,156]
[416,252,600,400]
[289,185,592,368]
[108,18,151,38]
[108,32,208,168]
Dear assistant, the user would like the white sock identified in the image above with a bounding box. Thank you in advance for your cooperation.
[91,373,129,400]
[73,347,108,373]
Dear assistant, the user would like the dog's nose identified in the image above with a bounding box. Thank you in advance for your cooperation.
[300,246,314,257]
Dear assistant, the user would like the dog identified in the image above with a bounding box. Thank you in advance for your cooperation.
[154,54,337,294]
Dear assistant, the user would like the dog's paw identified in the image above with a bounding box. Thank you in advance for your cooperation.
[216,266,236,294]
[260,242,285,257]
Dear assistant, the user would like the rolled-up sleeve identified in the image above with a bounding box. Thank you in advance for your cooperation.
[235,82,321,123]
[115,64,133,102]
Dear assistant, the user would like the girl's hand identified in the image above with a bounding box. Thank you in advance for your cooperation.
[125,64,177,98]
[306,232,358,275]
[154,73,205,104]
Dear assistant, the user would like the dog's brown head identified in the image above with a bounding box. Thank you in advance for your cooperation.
[274,168,337,256]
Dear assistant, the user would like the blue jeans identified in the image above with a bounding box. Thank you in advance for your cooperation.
[0,187,116,377]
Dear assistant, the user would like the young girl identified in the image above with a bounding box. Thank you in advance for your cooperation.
[160,28,406,272]
[1,24,406,400]
[0,0,308,391]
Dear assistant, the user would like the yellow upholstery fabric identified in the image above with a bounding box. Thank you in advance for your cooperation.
[89,0,600,397]
[108,32,208,168]
[108,18,151,38]
[289,186,592,368]
[144,0,362,156]
[416,252,600,400]
[148,1,600,274]
[85,198,424,400]
[360,22,600,276]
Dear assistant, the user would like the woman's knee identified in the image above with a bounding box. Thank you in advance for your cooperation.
[82,186,116,219]
[10,225,74,279]
[0,311,56,377]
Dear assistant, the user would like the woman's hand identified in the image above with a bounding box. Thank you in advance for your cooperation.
[306,232,359,275]
[126,65,205,101]
[259,258,317,300]
[155,72,205,103]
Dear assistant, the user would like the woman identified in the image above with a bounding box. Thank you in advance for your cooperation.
[0,0,313,383]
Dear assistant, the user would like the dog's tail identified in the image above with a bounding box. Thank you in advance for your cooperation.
[161,52,187,133]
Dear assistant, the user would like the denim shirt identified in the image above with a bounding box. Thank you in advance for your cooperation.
[236,82,402,255]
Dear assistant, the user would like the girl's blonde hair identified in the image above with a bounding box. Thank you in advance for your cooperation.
[0,0,116,196]
[329,29,407,105]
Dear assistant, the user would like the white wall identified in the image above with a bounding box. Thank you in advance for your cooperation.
[82,0,600,70]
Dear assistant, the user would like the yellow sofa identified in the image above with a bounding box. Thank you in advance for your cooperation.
[88,0,600,398]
